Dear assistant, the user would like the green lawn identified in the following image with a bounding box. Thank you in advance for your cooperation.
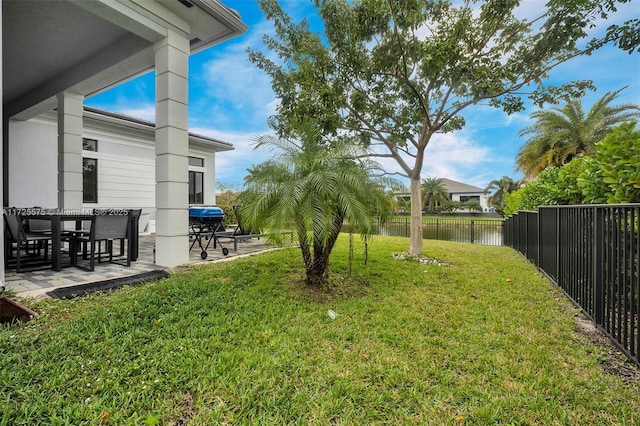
[1,236,638,425]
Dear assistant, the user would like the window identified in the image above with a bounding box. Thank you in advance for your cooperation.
[83,138,98,203]
[189,171,204,204]
[189,156,204,167]
[83,158,98,203]
[83,138,98,151]
[459,195,480,203]
[188,156,205,204]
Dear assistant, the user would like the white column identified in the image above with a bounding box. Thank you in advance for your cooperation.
[154,30,189,267]
[57,91,84,210]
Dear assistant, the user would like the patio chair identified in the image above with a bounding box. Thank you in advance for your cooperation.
[25,207,51,234]
[232,205,261,237]
[71,211,131,272]
[213,205,263,251]
[27,218,51,233]
[4,212,52,272]
[127,209,142,261]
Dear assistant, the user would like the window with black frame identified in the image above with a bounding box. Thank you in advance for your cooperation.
[189,170,204,204]
[459,195,480,203]
[83,138,98,203]
[188,156,205,204]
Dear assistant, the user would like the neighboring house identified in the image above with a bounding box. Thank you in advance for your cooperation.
[8,106,233,232]
[1,0,248,274]
[396,178,491,213]
[440,178,490,212]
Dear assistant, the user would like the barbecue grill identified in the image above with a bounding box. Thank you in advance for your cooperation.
[188,206,228,258]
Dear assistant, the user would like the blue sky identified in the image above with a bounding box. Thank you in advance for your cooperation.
[85,0,640,191]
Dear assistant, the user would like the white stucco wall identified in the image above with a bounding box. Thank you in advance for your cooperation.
[450,192,490,212]
[9,117,58,208]
[82,124,156,211]
[8,111,218,220]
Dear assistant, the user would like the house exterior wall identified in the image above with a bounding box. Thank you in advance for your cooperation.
[188,146,215,206]
[8,111,218,227]
[9,117,58,208]
[449,192,490,212]
[82,122,156,212]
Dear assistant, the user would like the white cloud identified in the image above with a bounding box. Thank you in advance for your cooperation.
[367,131,493,187]
[189,126,276,187]
[196,20,279,132]
[503,111,530,127]
[422,134,491,182]
[117,105,156,122]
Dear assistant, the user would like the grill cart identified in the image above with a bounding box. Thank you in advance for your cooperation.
[188,206,228,259]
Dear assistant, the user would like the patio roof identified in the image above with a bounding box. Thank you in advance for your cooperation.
[3,0,247,120]
[2,0,249,276]
[83,106,234,152]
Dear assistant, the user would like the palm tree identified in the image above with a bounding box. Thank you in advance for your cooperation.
[515,89,640,178]
[240,121,393,287]
[485,176,520,214]
[421,177,448,213]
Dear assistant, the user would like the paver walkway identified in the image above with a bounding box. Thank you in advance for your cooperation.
[5,233,277,298]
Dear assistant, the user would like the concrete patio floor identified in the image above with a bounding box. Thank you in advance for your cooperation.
[5,233,278,299]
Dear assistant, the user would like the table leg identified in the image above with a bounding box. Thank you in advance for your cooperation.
[51,217,61,272]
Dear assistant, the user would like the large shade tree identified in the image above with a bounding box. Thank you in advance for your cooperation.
[515,89,640,178]
[249,0,637,256]
[239,121,393,287]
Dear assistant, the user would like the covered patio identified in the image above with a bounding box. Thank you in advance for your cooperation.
[5,234,274,299]
[2,0,249,287]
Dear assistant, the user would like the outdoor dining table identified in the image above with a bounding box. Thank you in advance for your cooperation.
[22,209,95,272]
[10,208,140,272]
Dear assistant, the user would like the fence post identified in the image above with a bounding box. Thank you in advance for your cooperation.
[524,212,528,259]
[593,206,604,326]
[555,207,560,285]
[470,220,475,244]
[537,209,541,270]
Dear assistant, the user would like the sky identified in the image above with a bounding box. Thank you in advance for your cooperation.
[84,0,640,192]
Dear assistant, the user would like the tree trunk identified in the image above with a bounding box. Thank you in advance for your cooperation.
[306,254,329,286]
[409,175,423,255]
[305,212,344,287]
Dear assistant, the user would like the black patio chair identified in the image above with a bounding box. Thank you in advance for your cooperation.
[71,211,131,272]
[4,212,52,272]
[232,205,261,237]
[212,205,264,252]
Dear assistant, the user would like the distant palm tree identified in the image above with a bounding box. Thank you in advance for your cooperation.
[485,176,520,213]
[240,120,393,287]
[421,177,448,213]
[515,89,640,178]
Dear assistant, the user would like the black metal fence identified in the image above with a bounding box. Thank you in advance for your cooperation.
[504,204,640,366]
[343,217,503,246]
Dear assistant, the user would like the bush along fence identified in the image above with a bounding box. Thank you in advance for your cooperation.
[343,217,504,246]
[504,204,640,367]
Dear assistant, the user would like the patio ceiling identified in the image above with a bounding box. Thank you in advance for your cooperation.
[2,0,247,120]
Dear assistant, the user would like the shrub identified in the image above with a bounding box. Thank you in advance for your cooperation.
[588,122,640,203]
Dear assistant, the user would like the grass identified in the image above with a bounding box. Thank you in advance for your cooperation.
[1,236,639,425]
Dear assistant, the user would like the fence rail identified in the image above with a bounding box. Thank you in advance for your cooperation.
[504,204,640,367]
[343,217,503,246]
